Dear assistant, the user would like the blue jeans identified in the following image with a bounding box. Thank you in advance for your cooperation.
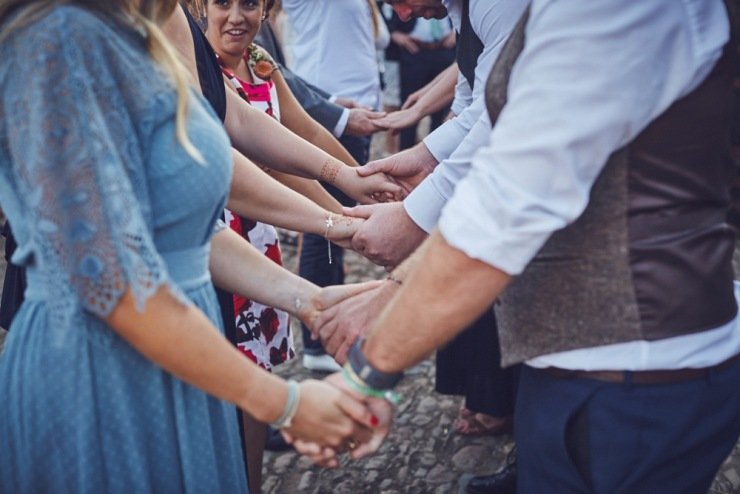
[299,134,370,355]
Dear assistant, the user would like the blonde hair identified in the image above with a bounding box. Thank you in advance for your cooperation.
[184,0,206,19]
[368,0,380,39]
[0,0,204,163]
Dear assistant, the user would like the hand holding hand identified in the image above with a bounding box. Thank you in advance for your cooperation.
[298,280,383,333]
[345,202,427,268]
[326,372,393,459]
[374,108,422,134]
[325,214,364,249]
[312,280,400,363]
[345,108,388,137]
[356,145,437,194]
[281,378,378,464]
[288,372,394,465]
[336,165,406,204]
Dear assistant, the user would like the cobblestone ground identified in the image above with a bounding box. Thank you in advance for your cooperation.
[262,236,740,494]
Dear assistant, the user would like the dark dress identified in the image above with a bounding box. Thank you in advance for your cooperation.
[434,0,519,419]
[181,5,236,346]
[435,309,518,418]
[182,5,254,478]
[0,222,25,330]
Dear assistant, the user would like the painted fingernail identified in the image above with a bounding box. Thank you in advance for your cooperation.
[370,415,379,427]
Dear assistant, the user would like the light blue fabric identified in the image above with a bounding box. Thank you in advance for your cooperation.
[0,6,247,493]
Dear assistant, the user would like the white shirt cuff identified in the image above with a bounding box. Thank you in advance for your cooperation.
[403,178,448,233]
[450,98,466,118]
[332,108,350,137]
[422,120,467,163]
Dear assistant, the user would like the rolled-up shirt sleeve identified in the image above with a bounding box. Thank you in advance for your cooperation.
[449,70,471,118]
[423,0,529,163]
[438,0,728,275]
[405,111,493,232]
[423,94,485,163]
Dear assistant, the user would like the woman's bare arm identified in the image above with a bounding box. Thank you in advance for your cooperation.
[227,149,360,246]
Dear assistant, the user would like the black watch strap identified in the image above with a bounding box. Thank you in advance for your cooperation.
[347,338,403,390]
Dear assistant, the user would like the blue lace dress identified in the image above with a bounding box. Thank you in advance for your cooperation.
[0,7,247,493]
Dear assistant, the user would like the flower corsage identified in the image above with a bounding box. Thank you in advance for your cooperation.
[248,44,278,80]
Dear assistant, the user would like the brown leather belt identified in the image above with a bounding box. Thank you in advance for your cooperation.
[540,352,740,384]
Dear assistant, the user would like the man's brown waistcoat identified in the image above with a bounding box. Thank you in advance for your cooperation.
[485,7,737,366]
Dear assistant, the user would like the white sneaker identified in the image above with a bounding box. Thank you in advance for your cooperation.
[302,354,341,373]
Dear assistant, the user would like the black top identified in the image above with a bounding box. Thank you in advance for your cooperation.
[183,5,226,122]
[0,222,25,330]
[181,6,238,346]
[456,0,484,90]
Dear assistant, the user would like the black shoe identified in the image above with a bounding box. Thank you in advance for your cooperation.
[264,426,293,452]
[466,448,517,494]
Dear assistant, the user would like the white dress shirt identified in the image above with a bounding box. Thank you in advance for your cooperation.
[422,0,529,162]
[437,0,738,370]
[404,0,527,232]
[327,97,351,138]
[282,0,382,110]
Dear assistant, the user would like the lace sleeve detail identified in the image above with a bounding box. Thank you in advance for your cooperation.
[3,9,180,329]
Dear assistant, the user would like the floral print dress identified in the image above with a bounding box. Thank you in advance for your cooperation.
[219,46,294,371]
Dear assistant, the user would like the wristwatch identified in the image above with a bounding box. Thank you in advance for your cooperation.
[347,338,403,391]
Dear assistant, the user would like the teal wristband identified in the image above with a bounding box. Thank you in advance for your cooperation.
[341,366,401,405]
[270,379,300,429]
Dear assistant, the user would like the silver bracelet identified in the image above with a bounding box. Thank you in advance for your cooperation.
[270,379,301,429]
[324,212,334,265]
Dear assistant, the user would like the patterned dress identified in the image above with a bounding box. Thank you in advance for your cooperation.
[219,46,295,371]
[0,7,247,492]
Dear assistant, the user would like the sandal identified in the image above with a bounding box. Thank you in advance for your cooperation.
[453,406,513,436]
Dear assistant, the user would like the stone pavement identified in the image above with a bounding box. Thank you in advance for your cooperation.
[262,237,740,494]
[0,236,737,494]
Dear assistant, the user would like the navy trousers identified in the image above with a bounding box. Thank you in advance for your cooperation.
[515,358,740,494]
[299,134,370,355]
